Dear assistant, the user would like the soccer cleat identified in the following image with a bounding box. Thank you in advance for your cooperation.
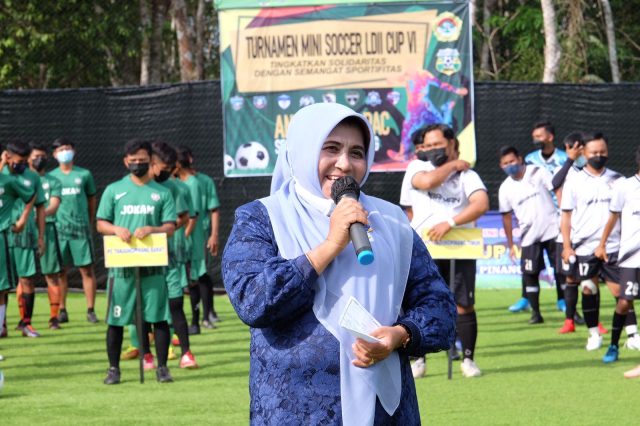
[188,324,201,335]
[87,311,98,324]
[22,324,40,338]
[49,317,61,330]
[528,312,544,324]
[598,323,608,335]
[558,319,576,334]
[624,334,640,351]
[156,366,173,383]
[508,298,530,313]
[411,357,426,379]
[556,299,566,312]
[202,320,216,329]
[573,312,585,325]
[103,367,121,385]
[460,358,482,378]
[179,351,199,369]
[602,345,619,363]
[586,334,603,351]
[171,334,180,346]
[0,325,7,338]
[121,346,140,360]
[623,365,640,379]
[208,312,221,323]
[168,345,178,361]
[143,353,156,370]
[15,321,25,331]
[58,309,69,323]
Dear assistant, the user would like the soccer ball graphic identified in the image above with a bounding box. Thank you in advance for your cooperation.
[224,154,235,173]
[235,142,270,170]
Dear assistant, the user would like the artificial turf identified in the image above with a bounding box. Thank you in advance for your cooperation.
[0,289,637,425]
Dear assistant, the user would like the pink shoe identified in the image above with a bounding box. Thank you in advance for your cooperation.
[179,351,199,369]
[143,353,156,370]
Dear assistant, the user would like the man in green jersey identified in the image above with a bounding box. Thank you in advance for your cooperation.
[97,139,176,384]
[50,137,98,323]
[29,143,63,330]
[1,141,45,338]
[0,142,37,358]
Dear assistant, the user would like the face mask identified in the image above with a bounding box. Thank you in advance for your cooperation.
[32,157,47,172]
[587,155,608,170]
[574,155,587,169]
[416,151,429,162]
[56,150,75,164]
[155,169,172,183]
[503,163,522,177]
[425,147,448,167]
[10,162,28,175]
[128,162,149,177]
[532,139,545,150]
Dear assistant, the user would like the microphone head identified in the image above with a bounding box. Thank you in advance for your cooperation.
[331,176,360,204]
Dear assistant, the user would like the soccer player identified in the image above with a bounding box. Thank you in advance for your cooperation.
[510,121,567,313]
[400,124,489,378]
[2,141,46,338]
[594,146,640,365]
[499,146,559,324]
[50,138,98,323]
[0,142,37,354]
[97,139,176,384]
[29,143,63,329]
[560,132,638,352]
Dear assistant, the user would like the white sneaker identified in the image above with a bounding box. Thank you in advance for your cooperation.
[460,358,482,378]
[411,357,426,379]
[586,334,603,351]
[624,334,640,351]
[0,353,4,361]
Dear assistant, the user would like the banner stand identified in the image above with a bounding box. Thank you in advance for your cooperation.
[134,267,144,384]
[447,259,455,381]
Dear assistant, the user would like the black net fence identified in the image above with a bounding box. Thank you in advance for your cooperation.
[1,81,639,288]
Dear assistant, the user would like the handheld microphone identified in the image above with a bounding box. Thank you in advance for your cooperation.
[330,176,374,265]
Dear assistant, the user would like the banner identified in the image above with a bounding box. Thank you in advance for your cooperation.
[423,227,484,260]
[103,234,169,268]
[217,1,474,176]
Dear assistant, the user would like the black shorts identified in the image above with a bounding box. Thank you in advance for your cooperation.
[619,268,640,301]
[565,253,620,283]
[521,239,555,275]
[434,259,476,308]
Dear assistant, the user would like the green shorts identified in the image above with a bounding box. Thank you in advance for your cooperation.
[0,231,17,291]
[189,258,207,281]
[59,236,94,267]
[106,270,169,327]
[167,264,188,299]
[12,246,37,278]
[40,223,62,275]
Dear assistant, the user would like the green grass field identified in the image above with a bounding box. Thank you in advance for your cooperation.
[1,289,638,425]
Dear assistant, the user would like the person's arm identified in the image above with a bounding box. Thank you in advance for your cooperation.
[595,212,619,262]
[502,211,517,262]
[133,222,176,239]
[185,215,197,237]
[411,160,469,190]
[45,196,60,217]
[403,207,413,221]
[427,189,489,242]
[88,195,97,228]
[551,160,574,190]
[175,211,189,229]
[207,209,220,256]
[36,204,45,255]
[97,219,132,242]
[12,196,35,233]
[560,210,575,263]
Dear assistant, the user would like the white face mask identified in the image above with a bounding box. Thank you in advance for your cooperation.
[574,155,587,168]
[56,150,75,164]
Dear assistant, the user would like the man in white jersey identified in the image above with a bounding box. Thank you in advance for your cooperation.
[595,146,640,368]
[561,132,638,353]
[499,146,558,324]
[400,124,489,378]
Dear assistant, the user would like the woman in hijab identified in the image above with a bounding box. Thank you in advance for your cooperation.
[222,103,456,425]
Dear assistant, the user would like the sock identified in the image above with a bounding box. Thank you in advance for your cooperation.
[153,321,170,367]
[524,274,540,313]
[88,307,95,314]
[107,325,124,369]
[611,312,626,347]
[564,284,578,320]
[141,322,152,355]
[198,274,213,321]
[457,311,477,361]
[22,292,35,325]
[582,293,599,329]
[520,281,526,299]
[129,324,140,349]
[2,293,7,329]
[588,326,599,337]
[169,296,190,355]
[554,273,565,301]
[17,285,25,321]
[189,284,201,326]
[625,309,637,336]
[0,304,6,330]
[47,285,61,319]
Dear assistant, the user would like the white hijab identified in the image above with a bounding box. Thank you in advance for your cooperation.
[261,103,413,425]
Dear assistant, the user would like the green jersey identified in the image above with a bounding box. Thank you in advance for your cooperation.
[2,168,46,248]
[40,173,62,224]
[157,178,189,265]
[0,173,36,232]
[194,172,220,232]
[49,165,96,239]
[173,178,195,264]
[181,174,205,261]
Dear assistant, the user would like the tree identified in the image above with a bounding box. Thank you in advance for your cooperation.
[540,0,561,82]
[599,0,620,82]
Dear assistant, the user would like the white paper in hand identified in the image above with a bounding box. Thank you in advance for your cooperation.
[339,296,382,343]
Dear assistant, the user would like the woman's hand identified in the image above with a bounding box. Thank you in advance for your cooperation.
[327,197,368,250]
[351,325,409,368]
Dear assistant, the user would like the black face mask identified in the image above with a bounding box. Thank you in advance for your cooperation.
[10,162,28,175]
[32,157,47,172]
[128,162,149,177]
[425,147,448,167]
[532,139,545,150]
[587,155,608,170]
[416,151,429,162]
[155,169,172,183]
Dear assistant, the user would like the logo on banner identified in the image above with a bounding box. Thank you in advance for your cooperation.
[386,90,401,106]
[436,48,462,76]
[323,93,336,103]
[253,96,267,110]
[299,95,315,108]
[345,91,360,107]
[230,95,244,111]
[277,94,291,110]
[434,12,462,42]
[365,91,382,107]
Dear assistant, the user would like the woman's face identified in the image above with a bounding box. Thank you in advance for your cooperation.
[318,124,367,199]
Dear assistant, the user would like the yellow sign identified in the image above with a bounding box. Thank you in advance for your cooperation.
[104,234,169,268]
[421,228,484,260]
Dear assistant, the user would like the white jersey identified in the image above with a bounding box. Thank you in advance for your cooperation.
[499,165,558,247]
[610,175,640,268]
[400,159,487,235]
[560,168,623,256]
[554,165,582,244]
